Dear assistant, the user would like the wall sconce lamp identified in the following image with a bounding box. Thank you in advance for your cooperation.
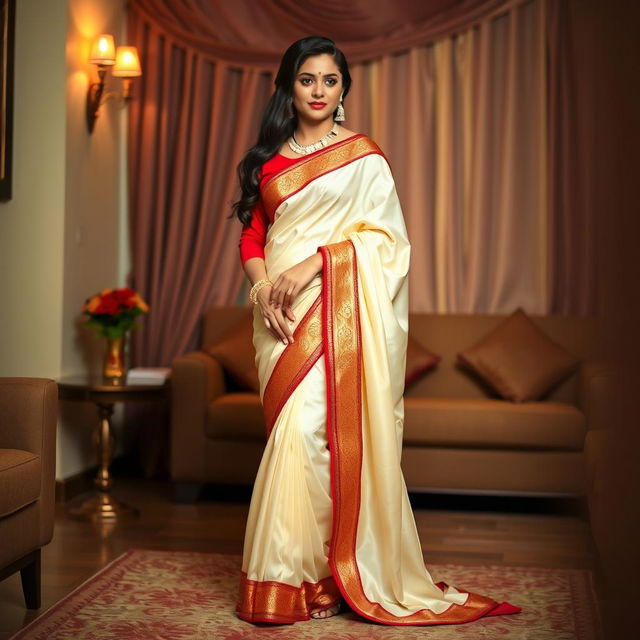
[86,34,142,134]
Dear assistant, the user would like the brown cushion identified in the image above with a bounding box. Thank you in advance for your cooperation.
[456,307,581,402]
[405,335,440,389]
[0,449,41,517]
[203,311,260,392]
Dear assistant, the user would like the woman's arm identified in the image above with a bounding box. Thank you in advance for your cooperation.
[242,256,269,288]
[238,201,269,269]
[268,251,323,311]
[239,203,322,344]
[238,204,293,343]
[243,256,296,346]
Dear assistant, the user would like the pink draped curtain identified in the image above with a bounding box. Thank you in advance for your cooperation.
[129,0,520,67]
[346,1,549,314]
[126,0,594,367]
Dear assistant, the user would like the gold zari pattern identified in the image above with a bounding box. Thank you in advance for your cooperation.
[236,571,341,622]
[321,239,501,624]
[262,293,322,437]
[262,135,382,219]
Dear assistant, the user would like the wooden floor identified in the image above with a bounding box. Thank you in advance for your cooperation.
[0,476,598,639]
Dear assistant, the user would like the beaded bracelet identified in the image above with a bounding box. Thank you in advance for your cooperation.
[249,278,273,304]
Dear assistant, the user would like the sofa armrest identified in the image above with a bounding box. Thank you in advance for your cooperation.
[0,378,58,454]
[0,377,58,544]
[576,360,617,431]
[169,351,225,481]
[584,428,608,524]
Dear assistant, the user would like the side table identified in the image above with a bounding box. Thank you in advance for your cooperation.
[57,375,170,522]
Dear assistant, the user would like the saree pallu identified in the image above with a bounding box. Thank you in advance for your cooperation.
[236,135,521,625]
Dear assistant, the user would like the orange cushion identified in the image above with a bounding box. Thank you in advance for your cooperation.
[405,335,440,389]
[457,307,581,402]
[204,312,260,393]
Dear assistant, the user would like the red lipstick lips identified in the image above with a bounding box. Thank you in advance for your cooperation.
[309,102,327,109]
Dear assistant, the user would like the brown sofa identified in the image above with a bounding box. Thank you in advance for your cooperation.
[0,378,58,609]
[170,307,612,501]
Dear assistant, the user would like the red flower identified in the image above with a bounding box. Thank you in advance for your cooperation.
[81,287,149,338]
[101,296,121,314]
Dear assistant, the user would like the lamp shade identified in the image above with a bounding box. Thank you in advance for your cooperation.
[113,47,142,77]
[89,34,116,65]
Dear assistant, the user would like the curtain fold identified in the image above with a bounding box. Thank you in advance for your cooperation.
[127,18,273,366]
[127,0,594,369]
[129,0,522,67]
[546,0,596,315]
[344,1,549,313]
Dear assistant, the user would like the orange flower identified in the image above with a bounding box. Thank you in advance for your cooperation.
[134,294,149,313]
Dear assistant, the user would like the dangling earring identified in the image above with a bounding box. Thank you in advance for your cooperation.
[335,95,345,122]
[286,98,294,119]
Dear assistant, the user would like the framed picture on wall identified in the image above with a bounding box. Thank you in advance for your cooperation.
[0,0,15,202]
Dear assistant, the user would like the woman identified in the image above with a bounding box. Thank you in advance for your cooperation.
[233,36,521,625]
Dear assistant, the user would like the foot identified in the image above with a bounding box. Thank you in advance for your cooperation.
[310,601,342,619]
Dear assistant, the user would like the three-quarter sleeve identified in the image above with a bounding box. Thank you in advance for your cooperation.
[238,199,269,265]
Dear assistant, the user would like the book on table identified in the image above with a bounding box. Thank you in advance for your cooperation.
[125,367,171,385]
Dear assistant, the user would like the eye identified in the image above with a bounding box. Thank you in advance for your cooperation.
[325,78,338,86]
[300,78,313,86]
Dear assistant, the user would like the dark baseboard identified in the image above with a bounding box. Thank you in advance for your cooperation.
[55,454,140,504]
[408,491,590,519]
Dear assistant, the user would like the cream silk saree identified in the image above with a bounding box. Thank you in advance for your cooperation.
[236,134,521,625]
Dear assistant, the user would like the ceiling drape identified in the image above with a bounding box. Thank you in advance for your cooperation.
[129,0,522,67]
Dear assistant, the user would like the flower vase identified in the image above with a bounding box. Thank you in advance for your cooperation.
[103,335,127,383]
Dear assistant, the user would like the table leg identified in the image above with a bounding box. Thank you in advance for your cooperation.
[67,401,140,521]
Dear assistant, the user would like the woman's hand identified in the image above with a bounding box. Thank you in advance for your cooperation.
[269,252,323,314]
[256,285,295,345]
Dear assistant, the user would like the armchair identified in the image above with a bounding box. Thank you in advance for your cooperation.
[0,378,58,609]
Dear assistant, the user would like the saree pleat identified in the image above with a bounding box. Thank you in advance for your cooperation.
[237,135,521,625]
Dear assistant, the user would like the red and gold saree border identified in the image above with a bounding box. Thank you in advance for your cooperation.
[262,134,384,219]
[320,239,519,625]
[236,570,341,624]
[261,292,323,438]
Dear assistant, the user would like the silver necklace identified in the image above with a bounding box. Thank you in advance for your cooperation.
[288,122,339,155]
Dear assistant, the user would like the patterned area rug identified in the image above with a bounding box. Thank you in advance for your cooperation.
[11,548,601,640]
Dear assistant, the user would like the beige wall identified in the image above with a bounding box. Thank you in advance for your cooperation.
[0,0,67,379]
[0,0,130,479]
[60,0,129,479]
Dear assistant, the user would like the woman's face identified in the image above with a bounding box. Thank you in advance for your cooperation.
[291,53,343,124]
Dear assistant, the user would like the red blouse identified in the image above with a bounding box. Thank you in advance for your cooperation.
[238,153,301,265]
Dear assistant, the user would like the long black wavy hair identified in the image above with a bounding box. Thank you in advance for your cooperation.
[230,36,352,225]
